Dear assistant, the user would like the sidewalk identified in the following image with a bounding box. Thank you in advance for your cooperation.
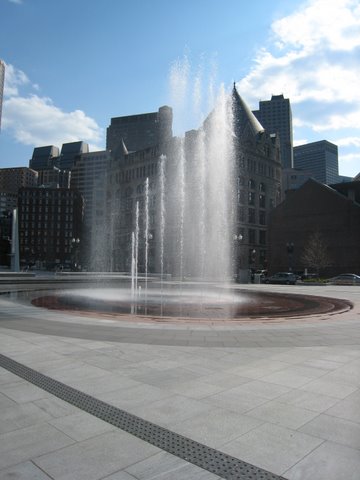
[0,284,360,479]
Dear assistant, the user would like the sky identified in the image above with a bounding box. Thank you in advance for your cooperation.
[0,0,359,178]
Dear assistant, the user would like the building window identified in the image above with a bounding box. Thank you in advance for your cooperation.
[248,191,255,205]
[259,211,266,225]
[259,230,266,245]
[248,179,256,190]
[238,190,246,205]
[260,249,267,267]
[238,207,245,222]
[248,229,256,244]
[248,208,255,224]
[259,194,266,208]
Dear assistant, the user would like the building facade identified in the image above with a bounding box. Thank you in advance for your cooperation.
[105,87,282,277]
[106,106,173,153]
[294,140,339,185]
[18,187,84,269]
[70,150,111,268]
[103,144,159,272]
[282,167,314,193]
[0,60,5,132]
[0,191,17,215]
[268,179,360,276]
[29,146,60,171]
[57,141,89,170]
[37,167,71,189]
[0,167,38,194]
[30,142,89,172]
[233,88,282,277]
[253,94,293,169]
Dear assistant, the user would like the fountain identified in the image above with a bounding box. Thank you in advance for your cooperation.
[28,61,352,322]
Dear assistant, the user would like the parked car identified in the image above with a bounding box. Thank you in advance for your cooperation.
[264,272,298,285]
[254,269,268,283]
[301,273,319,281]
[326,274,360,285]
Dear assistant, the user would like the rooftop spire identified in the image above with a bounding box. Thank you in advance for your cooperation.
[232,84,265,136]
[120,138,128,156]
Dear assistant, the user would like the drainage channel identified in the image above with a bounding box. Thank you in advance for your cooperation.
[0,353,285,480]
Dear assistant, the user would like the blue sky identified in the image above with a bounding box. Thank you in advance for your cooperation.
[1,0,359,177]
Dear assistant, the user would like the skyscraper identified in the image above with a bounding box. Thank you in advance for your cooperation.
[253,94,293,169]
[106,106,173,154]
[0,60,5,132]
[29,145,60,170]
[58,141,89,170]
[294,140,339,185]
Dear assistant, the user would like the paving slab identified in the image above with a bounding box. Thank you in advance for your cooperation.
[171,407,264,448]
[0,282,360,479]
[0,402,53,434]
[48,411,116,441]
[275,389,340,413]
[299,413,360,450]
[33,430,159,480]
[221,422,324,476]
[0,460,53,479]
[284,441,360,480]
[0,423,74,470]
[245,399,319,429]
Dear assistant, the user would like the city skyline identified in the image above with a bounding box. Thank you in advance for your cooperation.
[0,0,359,178]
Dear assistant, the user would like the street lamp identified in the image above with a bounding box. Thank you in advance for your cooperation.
[286,242,294,272]
[71,237,80,271]
[251,248,256,267]
[233,234,243,241]
[233,234,243,282]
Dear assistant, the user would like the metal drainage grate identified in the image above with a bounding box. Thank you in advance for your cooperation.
[0,353,285,480]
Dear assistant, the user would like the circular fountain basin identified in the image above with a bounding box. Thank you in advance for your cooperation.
[31,286,352,322]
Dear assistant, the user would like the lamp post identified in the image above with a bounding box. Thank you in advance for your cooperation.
[233,234,243,282]
[286,242,294,272]
[71,237,80,271]
[251,248,256,283]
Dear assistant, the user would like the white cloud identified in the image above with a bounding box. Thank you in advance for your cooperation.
[3,95,103,148]
[8,0,23,4]
[236,0,360,107]
[3,63,30,97]
[235,0,360,177]
[311,110,360,132]
[2,63,104,150]
[340,152,360,162]
[293,138,308,146]
[273,0,360,52]
[335,137,360,147]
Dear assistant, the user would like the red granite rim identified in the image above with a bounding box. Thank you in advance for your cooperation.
[31,289,353,324]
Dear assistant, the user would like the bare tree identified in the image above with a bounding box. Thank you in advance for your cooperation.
[301,231,332,274]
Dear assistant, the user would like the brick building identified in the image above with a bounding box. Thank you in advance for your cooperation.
[18,187,84,269]
[268,179,360,276]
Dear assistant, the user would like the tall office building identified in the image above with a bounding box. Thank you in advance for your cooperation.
[253,94,293,169]
[70,150,111,267]
[106,106,173,154]
[294,140,339,185]
[30,146,60,170]
[58,141,89,170]
[71,150,110,226]
[0,60,5,132]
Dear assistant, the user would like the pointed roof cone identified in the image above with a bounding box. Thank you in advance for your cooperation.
[232,83,265,136]
[120,138,129,155]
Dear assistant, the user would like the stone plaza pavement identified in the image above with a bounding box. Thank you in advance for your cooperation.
[0,281,360,479]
